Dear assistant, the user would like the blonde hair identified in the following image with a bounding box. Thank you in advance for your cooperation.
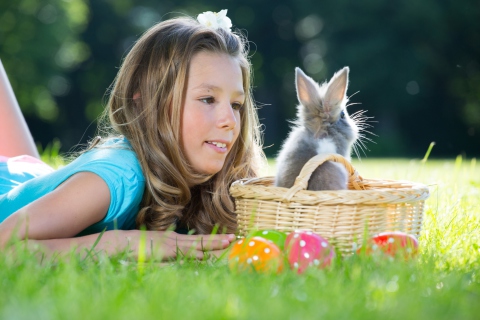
[104,17,264,234]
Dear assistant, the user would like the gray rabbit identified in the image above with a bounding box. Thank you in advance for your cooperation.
[274,67,359,191]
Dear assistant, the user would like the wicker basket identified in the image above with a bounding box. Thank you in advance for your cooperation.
[230,154,430,255]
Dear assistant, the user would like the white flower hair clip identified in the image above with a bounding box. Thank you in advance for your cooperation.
[197,9,232,32]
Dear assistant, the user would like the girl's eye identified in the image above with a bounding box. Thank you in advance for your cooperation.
[200,97,243,110]
[340,110,345,119]
[231,103,243,111]
[200,97,215,104]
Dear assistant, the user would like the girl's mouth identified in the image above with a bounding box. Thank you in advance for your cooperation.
[206,141,228,152]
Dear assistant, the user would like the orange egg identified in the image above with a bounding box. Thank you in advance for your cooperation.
[228,236,284,274]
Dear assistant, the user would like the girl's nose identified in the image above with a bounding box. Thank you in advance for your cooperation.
[217,102,237,130]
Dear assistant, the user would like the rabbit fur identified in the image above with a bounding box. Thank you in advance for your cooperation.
[274,67,358,190]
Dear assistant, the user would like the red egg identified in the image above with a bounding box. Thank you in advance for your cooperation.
[285,230,335,274]
[228,236,284,274]
[357,231,419,259]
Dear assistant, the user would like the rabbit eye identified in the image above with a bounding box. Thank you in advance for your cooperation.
[340,111,345,119]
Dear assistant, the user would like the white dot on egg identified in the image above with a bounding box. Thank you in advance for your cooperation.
[247,258,252,264]
[304,252,310,259]
[264,248,271,254]
[249,241,255,247]
[238,240,243,245]
[294,262,299,269]
[262,231,268,235]
[313,259,320,266]
[321,242,327,248]
[307,231,312,235]
[388,237,395,243]
[294,234,299,238]
[253,255,259,261]
[300,240,306,247]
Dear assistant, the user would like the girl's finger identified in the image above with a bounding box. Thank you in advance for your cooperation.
[172,234,235,249]
[173,238,230,251]
[175,233,236,242]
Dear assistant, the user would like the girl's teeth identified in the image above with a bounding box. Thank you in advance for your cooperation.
[210,142,226,148]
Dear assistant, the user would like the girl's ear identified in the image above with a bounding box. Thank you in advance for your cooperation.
[133,92,141,107]
[295,67,319,107]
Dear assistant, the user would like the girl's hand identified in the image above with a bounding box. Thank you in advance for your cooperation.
[125,230,236,260]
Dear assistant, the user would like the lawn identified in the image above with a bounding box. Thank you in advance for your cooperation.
[1,156,479,319]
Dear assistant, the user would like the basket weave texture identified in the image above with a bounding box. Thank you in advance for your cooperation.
[230,154,430,255]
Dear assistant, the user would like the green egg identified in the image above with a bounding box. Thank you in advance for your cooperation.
[249,230,287,251]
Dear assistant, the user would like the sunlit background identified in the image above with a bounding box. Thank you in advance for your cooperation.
[1,0,479,158]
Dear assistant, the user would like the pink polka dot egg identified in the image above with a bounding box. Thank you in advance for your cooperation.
[285,230,335,274]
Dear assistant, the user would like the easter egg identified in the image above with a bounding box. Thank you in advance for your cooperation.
[228,236,284,274]
[285,230,335,274]
[357,231,419,259]
[249,230,287,250]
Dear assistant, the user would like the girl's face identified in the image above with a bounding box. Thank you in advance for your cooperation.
[181,51,243,175]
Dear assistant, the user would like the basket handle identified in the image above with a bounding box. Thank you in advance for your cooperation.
[281,154,364,202]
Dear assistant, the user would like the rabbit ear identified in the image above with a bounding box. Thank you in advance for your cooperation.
[324,67,349,114]
[295,67,319,107]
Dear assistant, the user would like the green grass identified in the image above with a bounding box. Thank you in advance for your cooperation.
[1,156,479,319]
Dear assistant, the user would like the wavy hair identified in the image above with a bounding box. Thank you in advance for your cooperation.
[102,17,265,234]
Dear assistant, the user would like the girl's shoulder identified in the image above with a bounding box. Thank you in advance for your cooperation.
[65,137,145,192]
[73,136,145,181]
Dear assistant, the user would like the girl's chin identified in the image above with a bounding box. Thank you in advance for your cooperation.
[196,162,225,175]
[198,167,222,175]
[189,157,226,176]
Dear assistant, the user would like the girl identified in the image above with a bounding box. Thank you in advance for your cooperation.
[0,10,265,260]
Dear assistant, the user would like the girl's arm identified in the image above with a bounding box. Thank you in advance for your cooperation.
[26,229,234,260]
[0,59,39,158]
[0,172,234,259]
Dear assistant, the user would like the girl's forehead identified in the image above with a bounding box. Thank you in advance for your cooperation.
[189,51,240,70]
[187,52,243,90]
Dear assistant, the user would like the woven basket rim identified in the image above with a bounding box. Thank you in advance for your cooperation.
[232,175,428,190]
[230,175,430,205]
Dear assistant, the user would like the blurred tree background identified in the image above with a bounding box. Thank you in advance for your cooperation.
[1,0,479,158]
